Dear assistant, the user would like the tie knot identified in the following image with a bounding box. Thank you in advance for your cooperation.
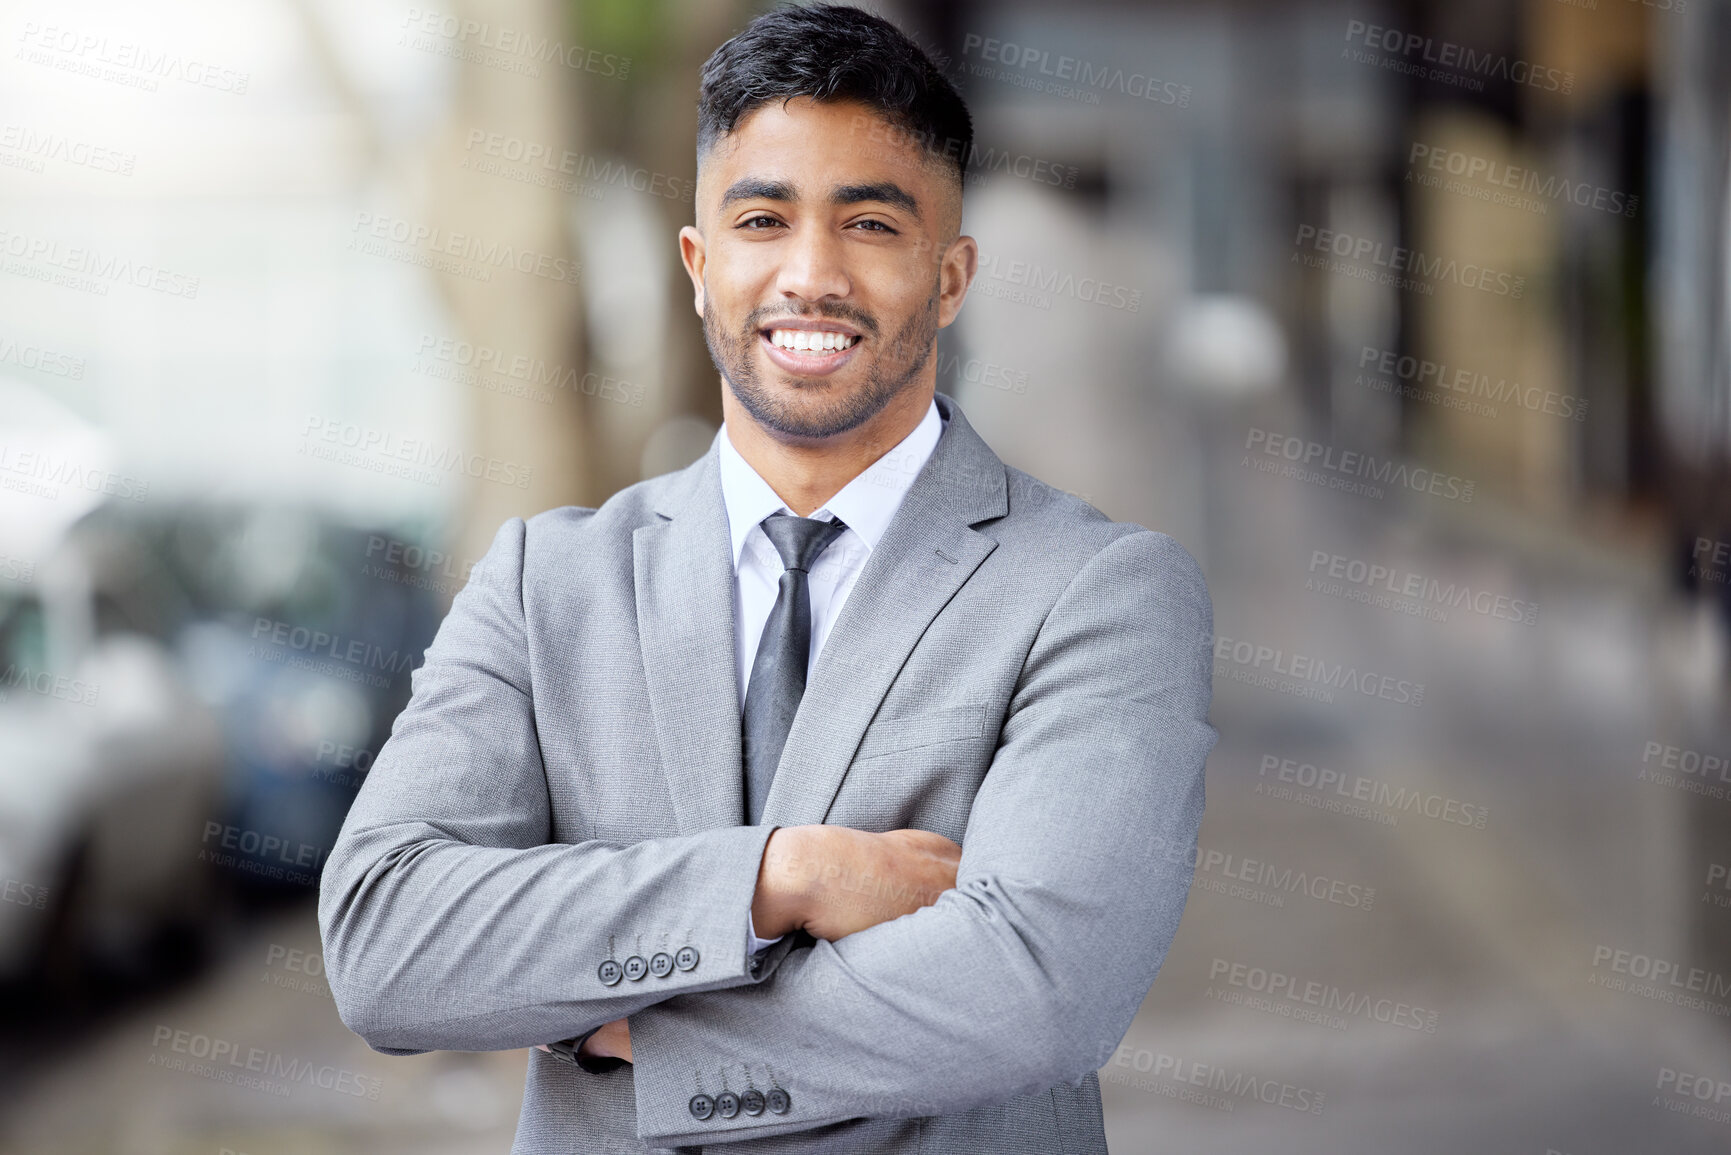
[760,513,846,573]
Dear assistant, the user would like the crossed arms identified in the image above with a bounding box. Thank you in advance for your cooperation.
[317,516,1216,1146]
[570,823,967,1064]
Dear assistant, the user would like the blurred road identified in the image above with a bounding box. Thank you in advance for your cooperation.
[0,901,525,1155]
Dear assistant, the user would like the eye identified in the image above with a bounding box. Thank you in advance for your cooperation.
[848,219,896,234]
[738,214,784,230]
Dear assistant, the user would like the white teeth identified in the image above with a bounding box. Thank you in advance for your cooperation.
[769,329,857,352]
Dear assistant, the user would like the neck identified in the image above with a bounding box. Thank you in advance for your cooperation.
[722,384,934,517]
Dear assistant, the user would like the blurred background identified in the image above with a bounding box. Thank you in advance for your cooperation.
[1,0,1728,1151]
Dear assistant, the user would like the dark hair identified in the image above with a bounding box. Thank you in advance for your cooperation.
[697,3,972,186]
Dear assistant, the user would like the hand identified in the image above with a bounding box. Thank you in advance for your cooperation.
[581,1018,632,1062]
[534,1017,632,1064]
[752,826,961,942]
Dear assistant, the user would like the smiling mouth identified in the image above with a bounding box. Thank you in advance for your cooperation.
[762,327,862,355]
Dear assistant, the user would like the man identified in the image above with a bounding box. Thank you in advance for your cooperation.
[318,5,1215,1152]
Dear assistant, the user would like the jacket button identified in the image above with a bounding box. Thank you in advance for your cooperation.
[675,946,700,971]
[623,955,648,981]
[741,1088,765,1115]
[597,960,622,986]
[715,1091,740,1119]
[649,952,674,978]
[688,1094,714,1121]
[766,1087,791,1114]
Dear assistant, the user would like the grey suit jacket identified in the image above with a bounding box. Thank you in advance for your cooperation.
[318,390,1217,1153]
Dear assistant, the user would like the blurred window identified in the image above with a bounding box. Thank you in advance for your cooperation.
[0,596,49,674]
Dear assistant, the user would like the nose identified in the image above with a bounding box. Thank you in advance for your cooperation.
[773,224,851,304]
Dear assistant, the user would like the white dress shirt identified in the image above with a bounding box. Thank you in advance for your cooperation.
[716,397,946,952]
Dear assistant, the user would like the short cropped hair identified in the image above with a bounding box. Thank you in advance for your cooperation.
[696,3,972,186]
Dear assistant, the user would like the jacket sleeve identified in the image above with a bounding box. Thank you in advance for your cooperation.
[625,529,1216,1146]
[317,516,779,1055]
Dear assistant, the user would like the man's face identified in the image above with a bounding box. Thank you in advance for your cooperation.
[680,97,977,443]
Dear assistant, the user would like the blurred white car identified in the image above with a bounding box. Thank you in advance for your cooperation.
[0,378,227,991]
[0,537,226,989]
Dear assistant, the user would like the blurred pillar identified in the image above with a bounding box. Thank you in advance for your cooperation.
[570,0,754,498]
[430,0,591,569]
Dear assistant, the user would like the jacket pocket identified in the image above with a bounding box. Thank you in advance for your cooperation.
[850,701,990,761]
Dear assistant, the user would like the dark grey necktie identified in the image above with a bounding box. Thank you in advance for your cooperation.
[742,512,847,825]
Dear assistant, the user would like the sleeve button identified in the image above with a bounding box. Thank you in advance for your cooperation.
[741,1088,765,1115]
[597,960,623,986]
[715,1091,740,1119]
[675,946,700,971]
[649,952,674,978]
[688,1094,714,1121]
[766,1087,791,1114]
[623,955,648,981]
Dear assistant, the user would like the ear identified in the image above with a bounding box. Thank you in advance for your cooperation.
[678,225,707,318]
[936,234,978,329]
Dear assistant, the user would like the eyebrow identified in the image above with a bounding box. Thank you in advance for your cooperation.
[831,181,921,220]
[720,178,796,208]
[718,177,922,221]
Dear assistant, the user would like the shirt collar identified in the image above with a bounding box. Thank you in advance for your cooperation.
[716,397,944,570]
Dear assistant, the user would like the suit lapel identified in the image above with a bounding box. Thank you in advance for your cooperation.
[760,392,1008,828]
[634,439,746,834]
[635,393,1010,834]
